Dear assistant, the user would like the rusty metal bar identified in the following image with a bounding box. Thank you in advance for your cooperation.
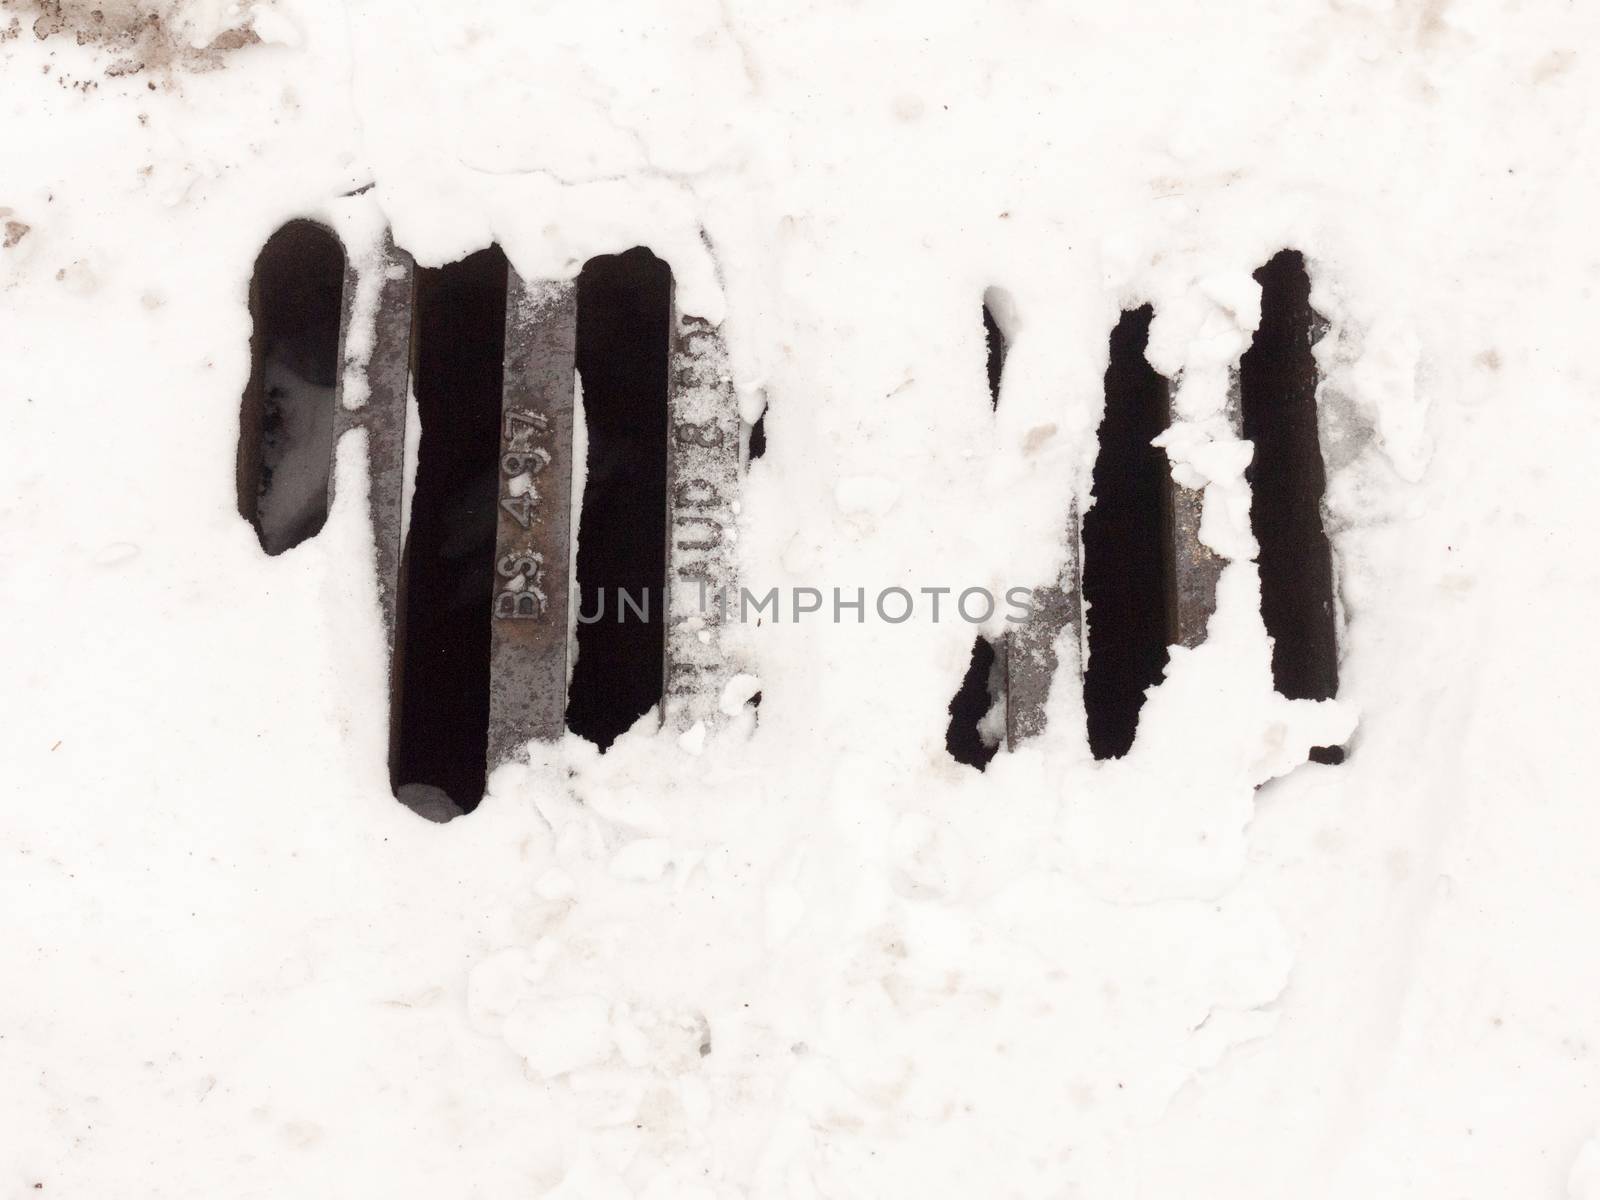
[1004,506,1083,749]
[664,312,741,732]
[1162,371,1241,650]
[485,273,577,768]
[331,230,414,639]
[328,232,415,789]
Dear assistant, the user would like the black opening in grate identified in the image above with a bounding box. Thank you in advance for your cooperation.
[1241,250,1342,763]
[982,300,1006,410]
[1081,305,1171,761]
[565,247,672,750]
[946,294,1012,769]
[747,410,767,462]
[947,635,1004,770]
[391,246,509,816]
[238,220,344,556]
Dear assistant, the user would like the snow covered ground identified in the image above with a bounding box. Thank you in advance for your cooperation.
[3,0,1599,1195]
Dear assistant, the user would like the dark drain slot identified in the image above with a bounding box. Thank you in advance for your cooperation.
[982,298,1006,410]
[565,248,672,751]
[1241,250,1342,762]
[237,220,344,556]
[746,410,767,462]
[391,247,509,816]
[1081,305,1172,761]
[947,294,1010,769]
[947,635,1004,769]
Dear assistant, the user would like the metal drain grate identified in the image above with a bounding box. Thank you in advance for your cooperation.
[1004,257,1343,759]
[239,222,744,816]
[241,224,1343,793]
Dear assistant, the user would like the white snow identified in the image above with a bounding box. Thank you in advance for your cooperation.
[4,0,1600,1196]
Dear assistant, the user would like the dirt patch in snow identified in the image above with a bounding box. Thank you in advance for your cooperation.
[4,0,258,73]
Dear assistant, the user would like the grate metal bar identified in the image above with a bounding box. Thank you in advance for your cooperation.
[331,231,415,643]
[1163,372,1240,651]
[486,273,578,768]
[1004,507,1083,750]
[328,233,416,788]
[664,314,742,732]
